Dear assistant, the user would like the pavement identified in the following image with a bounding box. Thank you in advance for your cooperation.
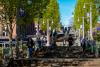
[12,58,100,67]
[81,58,100,67]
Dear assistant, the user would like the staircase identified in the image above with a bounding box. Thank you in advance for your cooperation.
[33,46,83,58]
[7,46,99,67]
[12,58,100,67]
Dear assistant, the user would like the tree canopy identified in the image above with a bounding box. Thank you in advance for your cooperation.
[41,0,60,31]
[0,0,60,31]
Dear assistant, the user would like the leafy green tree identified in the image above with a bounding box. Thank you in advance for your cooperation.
[0,0,20,58]
[1,0,60,35]
[17,0,50,30]
[0,0,60,58]
[0,0,18,39]
[74,0,98,33]
[41,0,60,31]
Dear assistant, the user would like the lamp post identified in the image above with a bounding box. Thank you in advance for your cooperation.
[78,17,85,39]
[84,3,99,57]
[79,25,81,41]
[43,19,53,46]
[78,15,90,40]
[83,3,93,40]
[46,19,50,46]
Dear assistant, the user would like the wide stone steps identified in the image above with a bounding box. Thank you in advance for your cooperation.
[13,58,100,67]
[33,46,94,58]
[7,46,98,67]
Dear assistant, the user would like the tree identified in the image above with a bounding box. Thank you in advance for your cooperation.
[17,0,50,33]
[0,0,19,57]
[14,0,60,32]
[74,0,98,33]
[41,0,60,31]
[0,0,18,39]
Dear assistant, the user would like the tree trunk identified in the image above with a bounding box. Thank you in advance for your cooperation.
[8,32,13,59]
[8,18,14,58]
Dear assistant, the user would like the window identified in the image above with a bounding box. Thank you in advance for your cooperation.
[2,26,8,36]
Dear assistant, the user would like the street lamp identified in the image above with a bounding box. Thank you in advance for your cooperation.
[79,25,82,39]
[77,25,82,41]
[78,16,89,39]
[84,3,99,57]
[83,3,94,40]
[43,19,54,46]
[78,17,85,39]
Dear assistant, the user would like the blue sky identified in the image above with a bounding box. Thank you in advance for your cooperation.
[58,0,76,26]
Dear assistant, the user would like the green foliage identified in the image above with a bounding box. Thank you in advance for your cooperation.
[0,0,19,40]
[42,0,60,31]
[1,0,18,21]
[17,0,50,25]
[74,0,98,33]
[0,0,60,31]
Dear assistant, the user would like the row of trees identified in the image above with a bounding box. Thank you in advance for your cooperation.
[74,0,98,33]
[42,0,60,30]
[0,0,60,38]
[17,0,60,30]
[0,0,60,58]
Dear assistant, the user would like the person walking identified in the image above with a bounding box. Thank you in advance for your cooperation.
[52,29,57,47]
[37,37,42,48]
[68,34,74,47]
[7,58,14,67]
[27,37,34,58]
[81,37,88,57]
[67,34,74,52]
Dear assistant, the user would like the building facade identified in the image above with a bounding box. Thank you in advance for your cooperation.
[0,3,36,40]
[17,23,35,39]
[0,4,16,40]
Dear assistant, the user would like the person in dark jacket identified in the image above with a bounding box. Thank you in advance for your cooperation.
[37,37,42,48]
[68,34,74,47]
[67,34,74,51]
[27,37,34,58]
[81,37,88,57]
[81,38,87,53]
[51,29,57,47]
[7,58,14,67]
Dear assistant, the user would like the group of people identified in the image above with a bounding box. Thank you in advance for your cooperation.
[26,31,97,58]
[81,38,96,55]
[65,33,97,56]
[26,36,47,58]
